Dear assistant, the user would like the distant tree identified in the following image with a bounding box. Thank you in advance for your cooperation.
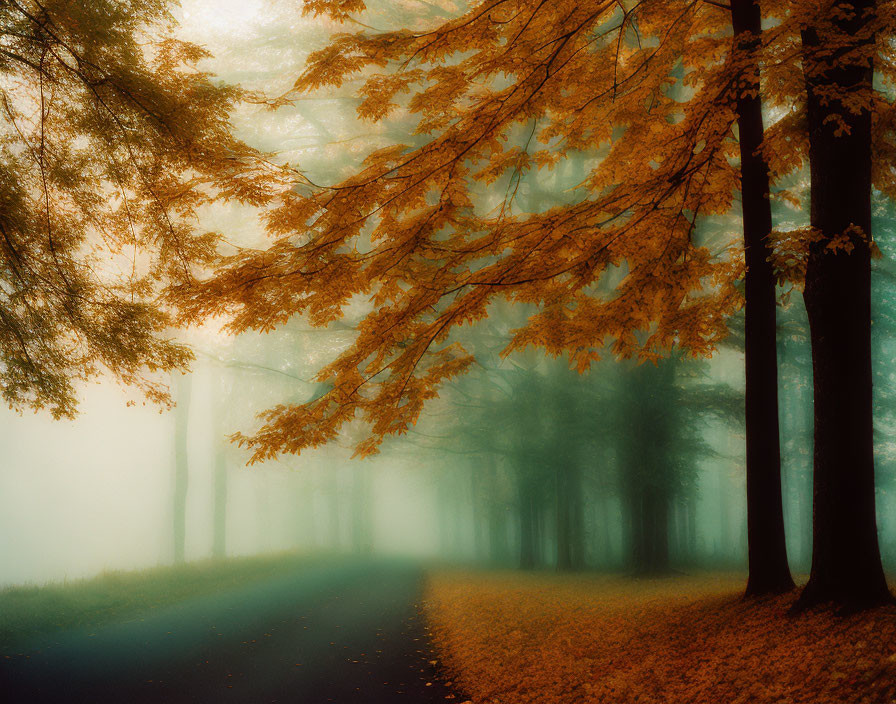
[612,355,743,575]
[0,0,268,416]
[211,364,232,560]
[183,0,744,460]
[180,0,896,605]
[171,371,191,563]
[182,0,784,586]
[776,302,813,570]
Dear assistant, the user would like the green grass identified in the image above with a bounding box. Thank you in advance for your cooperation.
[0,551,313,650]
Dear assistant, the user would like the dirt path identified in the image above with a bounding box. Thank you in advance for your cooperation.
[1,560,462,703]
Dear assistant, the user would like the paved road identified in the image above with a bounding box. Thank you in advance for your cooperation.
[0,560,464,703]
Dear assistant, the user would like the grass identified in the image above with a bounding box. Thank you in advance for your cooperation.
[0,551,313,651]
[424,571,896,704]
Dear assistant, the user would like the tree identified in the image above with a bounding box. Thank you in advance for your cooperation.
[796,0,892,608]
[180,0,893,602]
[0,0,267,416]
[172,371,191,564]
[732,0,794,596]
[182,0,742,460]
[211,365,232,560]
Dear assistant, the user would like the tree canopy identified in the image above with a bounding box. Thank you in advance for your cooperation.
[0,0,269,417]
[179,0,896,461]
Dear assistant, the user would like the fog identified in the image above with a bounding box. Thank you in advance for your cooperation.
[1,0,895,591]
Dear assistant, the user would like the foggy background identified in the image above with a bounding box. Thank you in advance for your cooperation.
[1,0,895,588]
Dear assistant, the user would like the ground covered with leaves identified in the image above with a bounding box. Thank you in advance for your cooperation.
[424,571,896,704]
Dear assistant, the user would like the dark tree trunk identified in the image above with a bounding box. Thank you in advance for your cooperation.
[484,458,508,564]
[619,361,676,576]
[623,360,677,576]
[655,488,670,573]
[487,502,507,564]
[519,475,538,569]
[687,495,697,559]
[642,485,669,574]
[470,463,485,561]
[643,490,658,573]
[732,0,795,596]
[596,495,611,566]
[799,0,892,608]
[172,373,191,565]
[627,487,644,572]
[556,462,584,571]
[624,484,670,575]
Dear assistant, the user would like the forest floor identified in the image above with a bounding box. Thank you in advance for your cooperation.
[424,570,896,704]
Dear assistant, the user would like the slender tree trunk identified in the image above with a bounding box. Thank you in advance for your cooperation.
[653,486,670,573]
[635,484,670,574]
[470,462,485,561]
[571,466,585,568]
[643,490,657,573]
[601,495,612,565]
[687,494,697,559]
[484,457,507,564]
[556,462,584,570]
[732,0,795,596]
[799,0,892,608]
[172,372,191,565]
[211,377,228,560]
[211,444,227,560]
[556,465,571,570]
[627,486,645,573]
[519,474,537,569]
[351,468,372,554]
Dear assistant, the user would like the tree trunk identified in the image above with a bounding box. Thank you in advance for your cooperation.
[211,379,228,561]
[351,468,372,554]
[211,444,227,560]
[595,495,610,566]
[470,462,486,561]
[627,487,644,573]
[556,461,584,570]
[482,457,504,564]
[642,484,669,574]
[799,0,892,608]
[519,475,537,569]
[172,372,191,565]
[732,0,795,596]
[329,469,342,551]
[687,494,697,559]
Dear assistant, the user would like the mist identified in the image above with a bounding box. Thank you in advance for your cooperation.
[2,1,895,702]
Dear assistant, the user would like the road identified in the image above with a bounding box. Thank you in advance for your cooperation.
[1,560,464,703]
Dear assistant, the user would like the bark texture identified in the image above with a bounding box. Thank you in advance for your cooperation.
[732,0,795,596]
[799,0,892,608]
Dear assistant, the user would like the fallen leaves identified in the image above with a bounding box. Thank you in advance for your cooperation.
[424,572,896,704]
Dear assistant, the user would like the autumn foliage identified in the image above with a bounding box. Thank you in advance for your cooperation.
[425,571,896,704]
[178,0,896,463]
[0,0,271,416]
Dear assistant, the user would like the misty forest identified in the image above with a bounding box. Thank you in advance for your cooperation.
[0,0,895,702]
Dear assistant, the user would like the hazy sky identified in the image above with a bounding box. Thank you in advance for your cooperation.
[0,1,446,587]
